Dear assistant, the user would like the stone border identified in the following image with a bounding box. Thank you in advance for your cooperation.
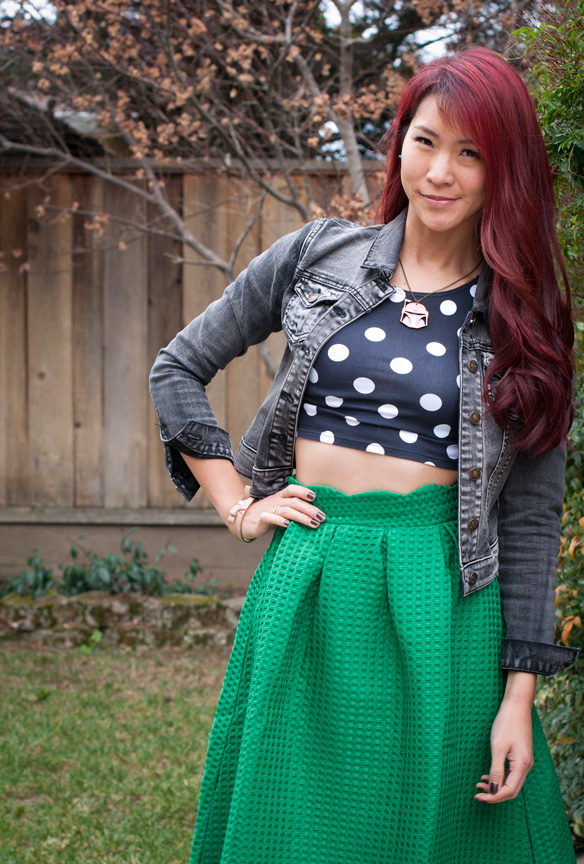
[0,591,244,649]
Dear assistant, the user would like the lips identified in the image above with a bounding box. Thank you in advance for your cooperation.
[421,194,459,208]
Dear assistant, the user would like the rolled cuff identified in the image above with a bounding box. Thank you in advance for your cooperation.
[161,420,234,502]
[501,637,580,676]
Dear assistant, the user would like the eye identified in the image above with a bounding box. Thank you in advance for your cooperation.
[461,147,481,159]
[414,135,433,147]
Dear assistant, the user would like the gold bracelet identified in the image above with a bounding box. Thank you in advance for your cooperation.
[227,485,256,543]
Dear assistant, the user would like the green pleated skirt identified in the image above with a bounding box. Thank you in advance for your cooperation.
[189,482,575,864]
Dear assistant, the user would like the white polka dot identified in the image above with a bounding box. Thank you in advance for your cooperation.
[457,327,462,337]
[456,375,460,388]
[353,377,375,394]
[469,283,477,297]
[320,430,335,444]
[366,443,385,455]
[440,299,457,316]
[378,403,399,420]
[424,461,436,466]
[325,395,343,408]
[399,430,418,444]
[308,368,319,384]
[446,444,459,460]
[303,403,317,416]
[426,341,446,356]
[327,343,349,362]
[345,416,360,426]
[365,326,386,342]
[390,357,413,374]
[389,287,406,303]
[433,424,451,438]
[420,393,442,412]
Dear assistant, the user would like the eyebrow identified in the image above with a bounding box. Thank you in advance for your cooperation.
[413,124,476,146]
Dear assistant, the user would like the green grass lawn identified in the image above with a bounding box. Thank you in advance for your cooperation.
[0,643,229,864]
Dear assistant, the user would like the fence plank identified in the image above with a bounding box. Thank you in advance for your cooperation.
[225,178,263,453]
[258,184,304,401]
[103,182,148,508]
[183,173,233,506]
[0,168,347,516]
[26,177,74,506]
[72,175,105,506]
[147,175,186,508]
[0,189,29,505]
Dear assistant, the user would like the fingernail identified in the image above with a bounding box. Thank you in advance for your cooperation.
[306,491,316,501]
[315,511,326,522]
[490,782,499,795]
[310,519,319,527]
[283,519,291,527]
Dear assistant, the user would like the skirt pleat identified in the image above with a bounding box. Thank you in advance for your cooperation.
[189,482,576,864]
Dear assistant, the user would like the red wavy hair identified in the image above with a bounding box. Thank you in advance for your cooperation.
[378,46,574,454]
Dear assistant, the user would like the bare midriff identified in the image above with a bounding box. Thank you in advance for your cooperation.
[294,437,458,495]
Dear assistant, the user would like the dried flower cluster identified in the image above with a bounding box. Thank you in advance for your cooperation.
[0,0,519,273]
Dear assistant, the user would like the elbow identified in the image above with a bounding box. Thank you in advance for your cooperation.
[149,349,167,398]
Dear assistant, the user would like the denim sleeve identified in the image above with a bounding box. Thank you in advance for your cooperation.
[497,443,579,676]
[149,219,320,501]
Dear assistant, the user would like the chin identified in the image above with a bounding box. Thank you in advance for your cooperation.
[417,207,478,235]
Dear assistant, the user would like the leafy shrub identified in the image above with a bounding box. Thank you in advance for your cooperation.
[0,530,203,598]
[515,4,584,842]
[5,550,59,598]
[515,1,584,285]
[541,380,584,836]
[537,373,584,842]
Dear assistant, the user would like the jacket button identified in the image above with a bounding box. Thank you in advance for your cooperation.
[467,359,478,373]
[468,572,478,585]
[467,517,479,531]
[468,467,481,481]
[308,291,320,303]
[469,410,481,424]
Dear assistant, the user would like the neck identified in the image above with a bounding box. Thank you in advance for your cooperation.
[400,212,482,276]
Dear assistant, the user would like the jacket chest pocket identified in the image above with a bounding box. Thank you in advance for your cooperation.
[283,279,345,343]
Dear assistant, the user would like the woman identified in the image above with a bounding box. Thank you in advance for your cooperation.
[150,46,579,864]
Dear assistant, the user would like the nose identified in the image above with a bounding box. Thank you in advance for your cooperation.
[426,151,455,186]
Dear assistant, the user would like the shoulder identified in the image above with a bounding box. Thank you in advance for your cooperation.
[297,216,400,276]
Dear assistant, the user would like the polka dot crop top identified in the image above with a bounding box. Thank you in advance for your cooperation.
[296,279,476,469]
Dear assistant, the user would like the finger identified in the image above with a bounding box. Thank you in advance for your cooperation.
[475,767,525,803]
[264,503,325,529]
[487,747,507,796]
[269,492,326,523]
[475,741,506,802]
[283,484,318,503]
[475,773,491,792]
[260,512,291,530]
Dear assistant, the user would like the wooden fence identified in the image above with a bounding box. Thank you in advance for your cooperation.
[0,166,351,519]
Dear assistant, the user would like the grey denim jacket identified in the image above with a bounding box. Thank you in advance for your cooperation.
[150,209,579,676]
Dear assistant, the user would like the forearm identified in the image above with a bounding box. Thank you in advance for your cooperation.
[182,455,246,525]
[181,454,325,542]
[502,670,537,707]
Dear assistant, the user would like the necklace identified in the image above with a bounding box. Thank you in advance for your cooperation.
[398,257,482,329]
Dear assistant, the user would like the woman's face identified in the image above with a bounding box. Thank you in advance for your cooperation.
[399,94,486,239]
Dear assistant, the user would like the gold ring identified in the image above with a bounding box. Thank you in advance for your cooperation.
[273,505,281,515]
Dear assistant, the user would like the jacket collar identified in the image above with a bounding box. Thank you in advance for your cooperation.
[360,209,407,278]
[361,206,491,315]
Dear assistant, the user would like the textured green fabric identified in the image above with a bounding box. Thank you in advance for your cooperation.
[190,483,575,864]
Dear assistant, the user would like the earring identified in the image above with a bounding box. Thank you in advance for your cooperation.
[398,154,402,159]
